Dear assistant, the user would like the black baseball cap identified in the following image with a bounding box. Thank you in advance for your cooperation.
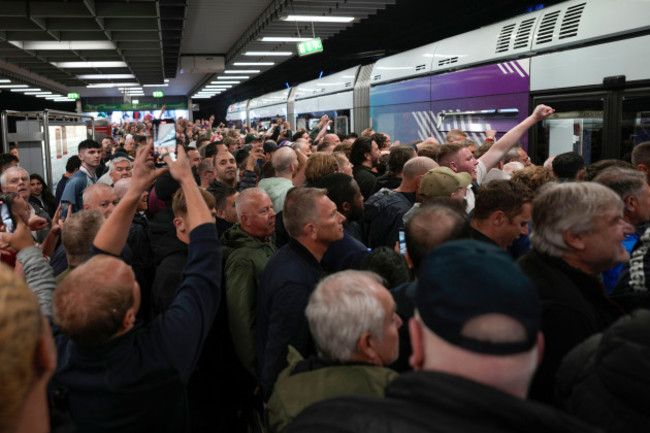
[410,240,540,355]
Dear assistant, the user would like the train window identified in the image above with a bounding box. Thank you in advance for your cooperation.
[532,96,604,166]
[620,94,650,159]
[296,118,308,131]
[335,116,349,136]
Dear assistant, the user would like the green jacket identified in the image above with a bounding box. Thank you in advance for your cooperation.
[266,346,398,433]
[221,223,277,377]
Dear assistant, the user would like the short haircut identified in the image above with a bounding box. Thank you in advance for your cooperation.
[333,143,352,158]
[62,210,104,267]
[0,265,43,432]
[317,173,356,213]
[82,182,113,206]
[552,152,585,179]
[316,142,333,153]
[473,180,534,221]
[349,136,374,165]
[133,135,147,145]
[387,145,416,174]
[198,159,214,176]
[417,144,439,161]
[437,143,466,167]
[361,246,410,289]
[583,159,634,181]
[108,157,132,174]
[272,147,297,175]
[402,156,437,180]
[54,256,135,346]
[172,187,215,217]
[0,166,28,188]
[223,136,239,149]
[203,142,218,158]
[632,141,650,167]
[0,153,18,172]
[405,204,470,272]
[235,187,267,219]
[511,166,556,195]
[306,270,385,361]
[292,130,307,142]
[78,139,101,152]
[66,155,82,173]
[283,187,327,238]
[530,182,623,257]
[304,153,338,185]
[446,129,467,142]
[593,166,647,201]
[211,187,237,211]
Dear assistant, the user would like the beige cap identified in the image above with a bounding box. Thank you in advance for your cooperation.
[419,167,472,198]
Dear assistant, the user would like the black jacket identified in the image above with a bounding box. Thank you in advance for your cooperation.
[557,309,650,433]
[353,165,378,201]
[518,249,623,404]
[362,188,415,249]
[257,238,325,400]
[288,371,599,433]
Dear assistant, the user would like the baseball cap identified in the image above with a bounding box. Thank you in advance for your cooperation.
[263,140,280,153]
[410,240,540,355]
[245,134,260,144]
[419,167,472,198]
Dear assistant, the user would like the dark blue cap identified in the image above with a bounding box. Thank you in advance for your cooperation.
[411,240,540,355]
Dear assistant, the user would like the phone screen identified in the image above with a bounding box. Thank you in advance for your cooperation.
[153,119,177,165]
[1,201,14,234]
[398,229,406,255]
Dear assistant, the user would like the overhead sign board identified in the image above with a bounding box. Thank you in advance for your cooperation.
[297,38,323,56]
[67,92,80,100]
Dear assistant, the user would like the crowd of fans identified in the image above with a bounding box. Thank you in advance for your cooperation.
[2,106,650,433]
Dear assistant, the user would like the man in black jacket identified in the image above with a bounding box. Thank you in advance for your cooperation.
[50,145,220,433]
[289,241,598,433]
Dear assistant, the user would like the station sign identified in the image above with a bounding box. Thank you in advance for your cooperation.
[153,90,164,98]
[297,38,323,56]
[67,92,80,100]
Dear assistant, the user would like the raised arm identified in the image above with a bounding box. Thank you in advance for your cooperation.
[479,104,555,172]
[93,143,166,255]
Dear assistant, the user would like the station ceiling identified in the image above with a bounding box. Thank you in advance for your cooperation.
[0,0,564,105]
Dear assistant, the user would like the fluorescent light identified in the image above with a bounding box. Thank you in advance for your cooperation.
[261,37,310,42]
[192,95,214,99]
[225,70,260,74]
[10,41,116,50]
[209,81,240,84]
[245,51,292,56]
[25,92,52,95]
[54,98,73,102]
[52,61,128,68]
[86,82,140,88]
[283,15,354,23]
[216,76,249,79]
[205,85,232,89]
[0,79,10,83]
[142,83,169,87]
[233,62,274,66]
[77,74,135,80]
[11,88,41,92]
[0,84,28,88]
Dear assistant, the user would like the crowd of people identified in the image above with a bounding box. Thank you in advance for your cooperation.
[1,106,650,433]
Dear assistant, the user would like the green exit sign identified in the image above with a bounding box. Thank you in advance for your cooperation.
[297,38,323,56]
[67,92,80,100]
[153,90,164,98]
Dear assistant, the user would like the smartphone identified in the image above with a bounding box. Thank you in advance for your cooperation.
[0,201,15,234]
[152,118,177,166]
[398,229,406,255]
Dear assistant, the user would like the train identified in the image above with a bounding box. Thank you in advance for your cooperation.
[224,0,650,165]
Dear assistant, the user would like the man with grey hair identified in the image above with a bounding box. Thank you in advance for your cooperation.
[221,188,277,379]
[1,166,51,242]
[363,156,437,249]
[593,167,650,292]
[82,182,118,219]
[266,270,400,433]
[258,146,298,212]
[518,182,634,403]
[258,187,345,399]
[56,209,104,283]
[98,156,133,186]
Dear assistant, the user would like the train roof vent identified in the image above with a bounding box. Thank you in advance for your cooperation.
[415,64,427,71]
[559,2,586,39]
[438,56,458,67]
[513,18,536,49]
[536,10,561,44]
[495,23,516,53]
